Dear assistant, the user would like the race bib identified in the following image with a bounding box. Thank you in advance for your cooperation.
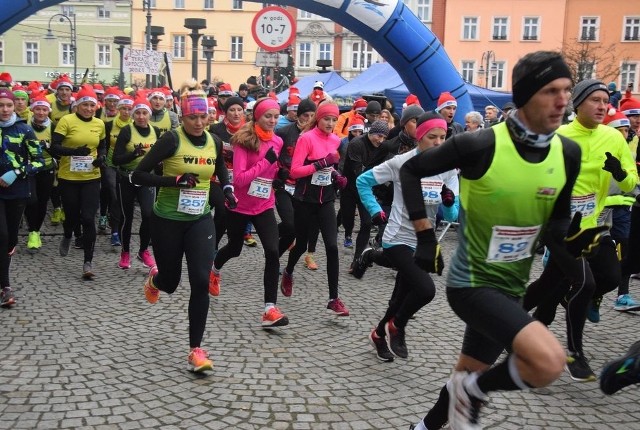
[248,177,272,199]
[284,183,296,196]
[311,167,333,186]
[421,179,443,205]
[70,156,93,172]
[571,194,596,217]
[177,189,208,215]
[486,225,541,263]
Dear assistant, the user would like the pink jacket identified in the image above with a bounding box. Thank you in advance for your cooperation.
[290,127,340,179]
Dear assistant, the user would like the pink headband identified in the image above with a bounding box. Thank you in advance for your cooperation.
[416,118,447,142]
[253,98,280,121]
[181,94,208,116]
[316,103,339,122]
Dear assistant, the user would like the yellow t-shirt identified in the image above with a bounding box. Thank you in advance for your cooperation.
[56,114,106,181]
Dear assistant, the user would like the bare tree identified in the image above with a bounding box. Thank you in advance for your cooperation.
[562,38,628,83]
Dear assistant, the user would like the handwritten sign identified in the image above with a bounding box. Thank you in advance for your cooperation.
[122,48,170,75]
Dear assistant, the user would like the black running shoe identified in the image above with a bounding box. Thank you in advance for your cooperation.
[0,287,16,308]
[369,329,394,362]
[566,352,596,382]
[352,247,374,279]
[74,236,84,249]
[600,340,640,394]
[385,318,408,359]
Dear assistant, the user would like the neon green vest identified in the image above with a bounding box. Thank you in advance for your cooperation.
[119,125,157,172]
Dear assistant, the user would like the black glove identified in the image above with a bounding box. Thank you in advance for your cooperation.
[224,187,238,209]
[265,146,278,164]
[414,228,444,275]
[371,211,387,226]
[440,184,455,207]
[603,152,627,182]
[564,211,609,258]
[73,145,91,156]
[277,167,290,181]
[133,143,146,157]
[272,178,285,190]
[175,173,199,188]
[92,155,106,168]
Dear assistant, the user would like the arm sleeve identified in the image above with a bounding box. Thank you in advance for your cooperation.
[24,127,45,172]
[290,135,317,178]
[97,137,107,158]
[357,170,383,216]
[48,131,78,156]
[131,131,179,187]
[231,144,273,188]
[334,112,349,139]
[112,126,137,166]
[616,136,640,192]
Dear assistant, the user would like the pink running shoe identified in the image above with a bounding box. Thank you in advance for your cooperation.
[118,251,131,269]
[327,298,350,317]
[280,271,293,297]
[137,249,156,268]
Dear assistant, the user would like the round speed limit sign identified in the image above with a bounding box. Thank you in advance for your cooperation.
[251,6,296,52]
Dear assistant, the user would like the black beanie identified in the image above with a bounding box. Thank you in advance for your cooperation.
[223,96,244,112]
[297,98,317,116]
[365,101,382,114]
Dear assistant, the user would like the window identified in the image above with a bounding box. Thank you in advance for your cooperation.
[61,43,74,66]
[580,17,599,41]
[416,0,431,23]
[203,0,214,9]
[319,43,332,61]
[621,63,637,92]
[523,17,539,40]
[174,0,185,8]
[25,42,39,65]
[299,10,313,19]
[232,0,243,10]
[298,42,311,68]
[148,0,156,7]
[490,61,505,89]
[624,17,640,41]
[492,17,508,40]
[173,35,186,58]
[97,44,111,67]
[352,41,373,69]
[461,61,475,84]
[97,6,111,19]
[230,36,243,60]
[61,5,74,16]
[462,17,478,40]
[577,60,596,81]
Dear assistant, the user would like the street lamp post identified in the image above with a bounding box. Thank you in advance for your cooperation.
[150,26,165,87]
[201,36,217,84]
[114,36,131,90]
[143,0,153,88]
[478,50,497,89]
[45,13,77,85]
[184,18,207,81]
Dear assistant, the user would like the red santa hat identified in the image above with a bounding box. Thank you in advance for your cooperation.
[27,81,44,94]
[207,97,217,113]
[0,72,13,87]
[56,75,74,90]
[148,88,165,100]
[287,94,301,111]
[218,83,234,97]
[603,105,630,129]
[268,91,278,101]
[133,97,152,114]
[93,83,105,94]
[405,94,420,107]
[289,86,300,97]
[353,98,368,112]
[621,97,640,117]
[30,95,51,111]
[117,95,134,108]
[75,84,98,105]
[348,114,365,132]
[435,92,457,112]
[104,86,122,100]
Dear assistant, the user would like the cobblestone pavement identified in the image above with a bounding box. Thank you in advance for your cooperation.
[1,219,639,430]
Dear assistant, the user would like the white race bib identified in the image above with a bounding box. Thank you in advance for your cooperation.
[486,225,541,263]
[248,177,272,199]
[284,183,296,196]
[571,194,596,217]
[421,179,443,205]
[177,189,208,215]
[311,167,333,186]
[70,156,93,172]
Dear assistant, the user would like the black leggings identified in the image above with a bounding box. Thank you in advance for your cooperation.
[286,199,340,299]
[58,179,100,263]
[375,245,436,335]
[25,169,55,232]
[209,182,227,247]
[340,188,372,260]
[150,213,214,348]
[275,188,319,256]
[0,198,27,288]
[100,166,120,231]
[117,174,154,253]
[214,208,280,304]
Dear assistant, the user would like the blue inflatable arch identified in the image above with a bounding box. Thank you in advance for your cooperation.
[247,0,473,121]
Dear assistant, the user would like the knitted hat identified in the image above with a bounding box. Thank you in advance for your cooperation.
[608,82,617,91]
[223,96,245,113]
[572,79,608,108]
[297,98,316,116]
[621,97,640,116]
[368,119,389,137]
[12,85,29,100]
[104,87,122,100]
[75,84,98,105]
[353,98,367,112]
[56,75,73,90]
[435,92,457,112]
[315,102,339,122]
[502,101,516,111]
[133,97,152,114]
[181,92,208,116]
[218,83,234,97]
[400,105,425,127]
[246,76,258,85]
[0,72,13,87]
[365,100,382,115]
[348,114,365,132]
[313,81,324,90]
[117,95,134,108]
[93,83,105,94]
[30,95,51,111]
[603,106,630,129]
[0,89,15,101]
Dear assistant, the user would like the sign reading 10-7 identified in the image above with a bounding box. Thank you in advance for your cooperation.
[251,6,296,52]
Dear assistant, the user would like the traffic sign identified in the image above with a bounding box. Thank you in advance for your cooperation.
[251,6,296,52]
[255,52,289,67]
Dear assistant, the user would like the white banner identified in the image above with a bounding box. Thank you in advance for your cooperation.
[122,48,168,75]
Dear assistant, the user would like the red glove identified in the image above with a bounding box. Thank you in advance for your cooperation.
[332,171,347,190]
[314,152,340,170]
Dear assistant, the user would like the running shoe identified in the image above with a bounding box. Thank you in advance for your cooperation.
[243,233,257,247]
[352,247,374,279]
[327,298,350,317]
[566,352,597,382]
[144,266,160,304]
[82,262,95,280]
[304,253,318,270]
[118,251,131,269]
[369,329,394,362]
[600,340,640,395]
[613,294,640,312]
[209,270,220,296]
[137,250,156,268]
[343,236,353,248]
[280,270,293,297]
[447,372,485,430]
[110,232,121,247]
[59,237,71,256]
[262,306,289,327]
[188,347,213,372]
[0,287,16,308]
[587,296,602,323]
[51,207,63,225]
[74,236,84,249]
[27,231,41,250]
[98,215,108,233]
[385,318,408,358]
